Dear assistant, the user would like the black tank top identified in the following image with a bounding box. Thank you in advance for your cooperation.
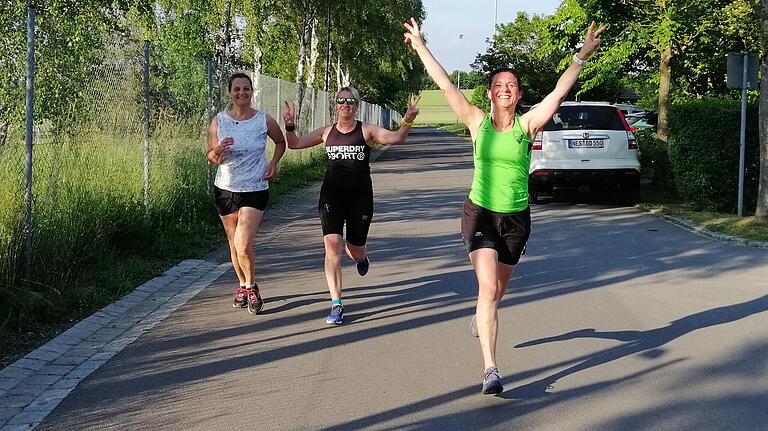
[323,121,371,188]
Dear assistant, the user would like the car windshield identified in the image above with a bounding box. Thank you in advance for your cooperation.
[544,106,625,131]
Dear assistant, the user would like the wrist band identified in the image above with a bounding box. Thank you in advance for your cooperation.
[572,53,588,66]
[285,124,296,132]
[401,120,413,127]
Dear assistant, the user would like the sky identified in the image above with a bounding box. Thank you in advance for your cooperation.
[420,0,561,73]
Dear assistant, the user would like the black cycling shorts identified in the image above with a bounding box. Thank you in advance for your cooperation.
[318,185,373,246]
[460,198,531,265]
[214,186,269,216]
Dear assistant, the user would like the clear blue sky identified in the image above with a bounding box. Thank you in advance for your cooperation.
[420,0,561,72]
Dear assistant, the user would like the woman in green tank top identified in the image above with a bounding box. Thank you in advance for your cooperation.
[404,17,605,395]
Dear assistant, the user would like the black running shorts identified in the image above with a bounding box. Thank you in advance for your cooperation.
[214,186,269,216]
[318,184,373,246]
[460,198,531,265]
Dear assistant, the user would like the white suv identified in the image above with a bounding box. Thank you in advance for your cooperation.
[528,102,641,204]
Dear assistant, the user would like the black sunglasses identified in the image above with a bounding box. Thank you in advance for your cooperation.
[335,97,358,105]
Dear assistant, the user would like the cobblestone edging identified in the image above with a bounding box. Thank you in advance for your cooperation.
[652,211,768,249]
[0,260,230,430]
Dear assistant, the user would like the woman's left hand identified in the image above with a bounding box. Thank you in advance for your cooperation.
[578,21,606,60]
[403,94,421,123]
[264,162,278,180]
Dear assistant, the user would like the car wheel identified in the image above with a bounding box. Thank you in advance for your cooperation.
[622,185,640,206]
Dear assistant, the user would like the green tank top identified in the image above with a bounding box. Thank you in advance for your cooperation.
[468,113,532,213]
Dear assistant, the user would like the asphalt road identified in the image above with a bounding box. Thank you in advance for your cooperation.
[36,127,768,431]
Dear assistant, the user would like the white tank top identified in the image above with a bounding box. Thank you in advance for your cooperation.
[214,110,269,192]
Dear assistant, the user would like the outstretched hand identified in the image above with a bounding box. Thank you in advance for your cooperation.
[402,17,425,50]
[282,101,296,126]
[578,21,606,60]
[404,94,420,122]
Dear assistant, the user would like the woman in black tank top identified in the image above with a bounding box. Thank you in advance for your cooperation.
[283,87,420,325]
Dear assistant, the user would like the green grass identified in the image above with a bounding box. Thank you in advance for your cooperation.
[437,123,470,137]
[637,200,768,243]
[0,124,327,368]
[417,89,473,125]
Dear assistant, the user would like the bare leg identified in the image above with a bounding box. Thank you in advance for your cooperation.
[470,248,516,370]
[323,234,344,300]
[232,207,265,287]
[220,212,246,285]
[345,243,367,261]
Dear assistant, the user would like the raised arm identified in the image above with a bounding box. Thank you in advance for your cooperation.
[522,21,605,137]
[364,95,420,145]
[403,18,484,131]
[282,101,329,149]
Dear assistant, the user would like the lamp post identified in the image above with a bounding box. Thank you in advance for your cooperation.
[493,0,498,35]
[457,34,463,90]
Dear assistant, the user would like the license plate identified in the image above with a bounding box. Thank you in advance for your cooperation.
[567,139,604,148]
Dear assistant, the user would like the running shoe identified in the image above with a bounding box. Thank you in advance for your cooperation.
[481,367,503,395]
[246,285,263,315]
[356,256,370,276]
[233,287,248,308]
[470,314,479,337]
[326,304,344,325]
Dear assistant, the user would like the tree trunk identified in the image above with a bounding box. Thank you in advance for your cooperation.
[656,43,672,145]
[756,0,768,217]
[295,16,311,127]
[252,45,263,110]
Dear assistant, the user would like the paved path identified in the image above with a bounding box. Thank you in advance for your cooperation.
[3,128,768,430]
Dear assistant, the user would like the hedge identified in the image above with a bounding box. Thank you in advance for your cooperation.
[667,98,760,213]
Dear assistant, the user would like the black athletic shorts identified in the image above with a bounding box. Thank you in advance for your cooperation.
[460,198,531,265]
[318,183,373,246]
[214,186,269,216]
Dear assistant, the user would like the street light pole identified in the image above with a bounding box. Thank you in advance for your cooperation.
[493,0,498,35]
[457,34,463,90]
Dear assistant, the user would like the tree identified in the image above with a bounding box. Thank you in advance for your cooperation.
[552,0,756,144]
[758,0,768,217]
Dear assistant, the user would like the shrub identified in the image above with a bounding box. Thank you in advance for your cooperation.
[470,85,490,112]
[636,130,674,191]
[667,98,760,213]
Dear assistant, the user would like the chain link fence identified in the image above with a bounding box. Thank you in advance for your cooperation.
[0,6,403,329]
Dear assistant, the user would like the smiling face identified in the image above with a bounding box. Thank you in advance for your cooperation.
[228,77,253,108]
[487,71,523,111]
[335,90,359,120]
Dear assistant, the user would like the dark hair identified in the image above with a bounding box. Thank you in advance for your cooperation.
[228,73,253,91]
[487,67,521,88]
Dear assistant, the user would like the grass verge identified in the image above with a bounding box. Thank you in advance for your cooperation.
[0,145,327,369]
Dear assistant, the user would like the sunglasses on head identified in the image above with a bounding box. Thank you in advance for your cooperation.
[335,97,358,105]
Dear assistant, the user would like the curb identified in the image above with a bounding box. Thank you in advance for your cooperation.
[650,210,768,249]
[0,260,230,430]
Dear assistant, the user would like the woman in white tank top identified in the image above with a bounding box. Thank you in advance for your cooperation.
[206,72,287,314]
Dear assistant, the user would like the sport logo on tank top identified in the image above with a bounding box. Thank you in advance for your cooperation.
[326,145,367,161]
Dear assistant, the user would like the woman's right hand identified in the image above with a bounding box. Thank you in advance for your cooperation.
[282,101,296,127]
[215,137,234,159]
[403,18,426,50]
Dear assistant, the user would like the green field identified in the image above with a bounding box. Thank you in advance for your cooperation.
[417,89,474,124]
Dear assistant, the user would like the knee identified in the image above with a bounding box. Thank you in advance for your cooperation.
[324,237,343,258]
[477,283,502,303]
[234,240,252,257]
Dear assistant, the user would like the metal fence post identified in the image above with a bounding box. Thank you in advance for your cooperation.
[24,5,36,285]
[142,41,150,219]
[310,88,316,130]
[276,79,281,124]
[206,58,214,195]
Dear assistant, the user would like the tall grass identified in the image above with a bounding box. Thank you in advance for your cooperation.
[0,119,326,334]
